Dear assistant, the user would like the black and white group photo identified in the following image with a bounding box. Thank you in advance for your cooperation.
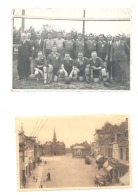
[12,8,131,90]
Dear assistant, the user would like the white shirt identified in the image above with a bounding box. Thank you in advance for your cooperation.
[116,40,120,46]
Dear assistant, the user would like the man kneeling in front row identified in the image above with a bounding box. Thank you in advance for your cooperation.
[59,52,78,80]
[34,51,45,81]
[34,51,53,84]
[85,51,107,83]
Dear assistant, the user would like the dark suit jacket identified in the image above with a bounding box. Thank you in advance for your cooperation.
[107,41,112,60]
[18,40,32,61]
[110,40,129,61]
[97,41,108,56]
[34,39,44,57]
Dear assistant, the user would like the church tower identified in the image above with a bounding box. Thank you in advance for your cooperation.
[53,129,57,143]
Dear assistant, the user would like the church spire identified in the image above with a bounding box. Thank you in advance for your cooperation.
[53,129,57,143]
[21,123,24,133]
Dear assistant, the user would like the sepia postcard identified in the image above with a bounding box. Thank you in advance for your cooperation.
[16,114,131,191]
[12,8,131,91]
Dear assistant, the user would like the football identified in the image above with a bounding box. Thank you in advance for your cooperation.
[65,77,71,84]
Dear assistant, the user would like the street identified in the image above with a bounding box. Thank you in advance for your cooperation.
[26,153,103,189]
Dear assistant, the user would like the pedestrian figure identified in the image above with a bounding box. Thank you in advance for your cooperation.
[36,176,38,182]
[23,176,26,188]
[33,175,35,182]
[46,172,51,181]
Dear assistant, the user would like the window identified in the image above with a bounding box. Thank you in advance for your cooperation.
[108,148,112,158]
[126,148,129,161]
[120,147,123,160]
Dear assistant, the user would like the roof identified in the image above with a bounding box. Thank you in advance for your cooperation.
[110,162,129,170]
[45,141,52,145]
[95,154,104,161]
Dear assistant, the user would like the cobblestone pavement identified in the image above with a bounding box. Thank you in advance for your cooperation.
[25,154,104,189]
[25,154,121,190]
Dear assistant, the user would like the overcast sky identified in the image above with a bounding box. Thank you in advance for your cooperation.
[13,8,131,35]
[16,115,128,147]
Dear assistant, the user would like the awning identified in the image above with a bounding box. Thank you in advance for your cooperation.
[96,154,103,161]
[119,172,130,186]
[111,162,129,170]
[106,165,113,171]
[90,152,94,155]
[103,160,108,168]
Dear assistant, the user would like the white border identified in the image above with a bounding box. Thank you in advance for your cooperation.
[1,0,138,195]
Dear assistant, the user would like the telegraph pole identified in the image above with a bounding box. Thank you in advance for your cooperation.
[82,9,85,36]
[13,9,15,27]
[22,9,25,32]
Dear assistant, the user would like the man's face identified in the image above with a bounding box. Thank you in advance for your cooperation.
[52,46,57,52]
[67,34,71,39]
[38,52,43,58]
[78,34,82,40]
[89,34,94,40]
[116,35,120,41]
[57,33,62,39]
[21,33,27,41]
[91,52,97,60]
[99,35,104,42]
[78,53,83,59]
[65,54,70,60]
[107,35,112,42]
[37,34,41,40]
[48,33,52,39]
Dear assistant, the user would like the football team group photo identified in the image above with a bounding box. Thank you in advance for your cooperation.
[12,8,131,90]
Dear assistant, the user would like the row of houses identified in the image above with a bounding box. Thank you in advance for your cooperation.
[91,118,129,184]
[19,129,43,188]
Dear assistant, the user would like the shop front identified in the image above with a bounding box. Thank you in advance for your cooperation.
[103,158,129,182]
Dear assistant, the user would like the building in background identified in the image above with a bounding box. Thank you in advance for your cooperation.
[44,130,66,156]
[71,141,91,158]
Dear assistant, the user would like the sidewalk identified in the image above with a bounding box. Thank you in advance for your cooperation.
[25,163,45,189]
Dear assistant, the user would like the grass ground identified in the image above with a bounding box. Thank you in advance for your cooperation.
[12,55,130,90]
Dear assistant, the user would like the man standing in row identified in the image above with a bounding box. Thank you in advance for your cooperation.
[17,33,32,80]
[54,31,65,58]
[85,33,97,59]
[74,33,85,58]
[33,33,44,58]
[63,33,75,59]
[107,34,113,80]
[43,32,55,58]
[97,34,108,63]
[110,34,129,85]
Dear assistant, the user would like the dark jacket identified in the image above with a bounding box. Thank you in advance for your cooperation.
[110,40,129,61]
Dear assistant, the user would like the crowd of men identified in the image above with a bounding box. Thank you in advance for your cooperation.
[17,31,130,85]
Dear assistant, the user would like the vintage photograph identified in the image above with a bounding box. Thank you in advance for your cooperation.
[16,115,131,190]
[12,8,131,90]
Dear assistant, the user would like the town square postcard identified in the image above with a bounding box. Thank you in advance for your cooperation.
[16,114,131,191]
